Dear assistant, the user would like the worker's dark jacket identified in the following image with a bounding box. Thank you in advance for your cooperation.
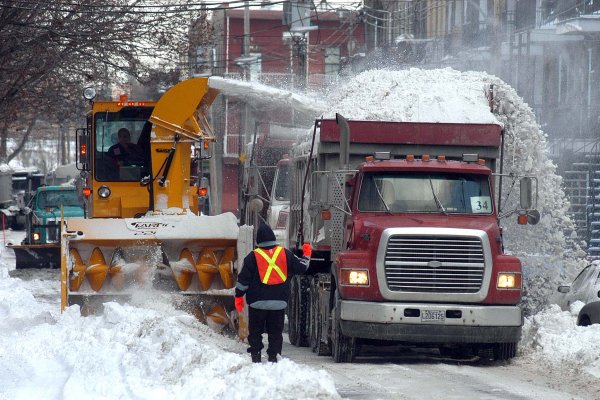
[235,246,308,310]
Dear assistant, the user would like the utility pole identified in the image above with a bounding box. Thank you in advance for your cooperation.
[239,0,253,222]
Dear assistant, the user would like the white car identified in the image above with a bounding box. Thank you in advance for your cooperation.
[556,261,600,311]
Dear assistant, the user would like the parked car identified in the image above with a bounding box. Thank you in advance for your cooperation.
[577,301,600,326]
[556,261,600,311]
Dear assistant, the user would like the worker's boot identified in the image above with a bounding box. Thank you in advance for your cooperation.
[251,352,261,363]
[268,354,278,363]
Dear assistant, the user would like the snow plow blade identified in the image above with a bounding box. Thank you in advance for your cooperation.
[61,214,252,337]
[9,243,60,269]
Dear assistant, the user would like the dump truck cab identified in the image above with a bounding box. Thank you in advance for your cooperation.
[335,157,522,339]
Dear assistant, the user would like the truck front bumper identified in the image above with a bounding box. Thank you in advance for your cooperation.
[340,300,522,343]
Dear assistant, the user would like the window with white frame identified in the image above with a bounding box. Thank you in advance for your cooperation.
[324,47,340,76]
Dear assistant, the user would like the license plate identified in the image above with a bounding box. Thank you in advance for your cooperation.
[421,309,445,323]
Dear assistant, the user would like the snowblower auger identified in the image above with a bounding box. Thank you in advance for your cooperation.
[61,77,252,337]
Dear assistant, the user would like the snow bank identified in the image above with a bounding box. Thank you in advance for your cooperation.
[0,281,339,400]
[520,303,600,381]
[320,68,586,314]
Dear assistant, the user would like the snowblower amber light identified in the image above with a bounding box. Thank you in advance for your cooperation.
[198,187,208,197]
[82,188,92,197]
[321,209,332,220]
[517,214,528,225]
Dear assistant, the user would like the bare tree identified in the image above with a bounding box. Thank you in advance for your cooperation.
[0,0,212,162]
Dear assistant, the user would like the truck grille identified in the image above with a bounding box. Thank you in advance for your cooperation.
[46,220,59,243]
[384,235,485,293]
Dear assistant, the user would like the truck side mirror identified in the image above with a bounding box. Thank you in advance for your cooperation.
[527,209,540,225]
[76,128,90,171]
[557,285,570,294]
[519,177,533,209]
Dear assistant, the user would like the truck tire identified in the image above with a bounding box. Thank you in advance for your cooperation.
[309,275,331,356]
[288,275,310,347]
[331,301,356,363]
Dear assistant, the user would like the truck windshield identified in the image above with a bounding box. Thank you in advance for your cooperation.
[273,164,290,201]
[358,172,493,214]
[94,107,153,182]
[38,190,82,208]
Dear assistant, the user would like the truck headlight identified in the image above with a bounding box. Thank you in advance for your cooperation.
[340,268,369,286]
[98,185,111,199]
[497,272,521,289]
[32,232,41,242]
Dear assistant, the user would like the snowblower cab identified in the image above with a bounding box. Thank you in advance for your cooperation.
[61,78,251,335]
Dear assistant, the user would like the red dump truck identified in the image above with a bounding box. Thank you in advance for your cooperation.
[284,114,538,362]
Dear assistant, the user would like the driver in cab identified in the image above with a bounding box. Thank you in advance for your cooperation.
[108,128,142,167]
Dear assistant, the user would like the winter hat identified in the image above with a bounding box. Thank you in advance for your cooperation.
[256,223,277,248]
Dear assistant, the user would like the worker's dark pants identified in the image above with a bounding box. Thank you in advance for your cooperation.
[247,307,285,357]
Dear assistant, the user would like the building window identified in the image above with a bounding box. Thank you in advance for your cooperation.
[325,47,340,76]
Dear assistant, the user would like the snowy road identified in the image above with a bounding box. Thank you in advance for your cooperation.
[7,265,596,400]
[282,336,593,400]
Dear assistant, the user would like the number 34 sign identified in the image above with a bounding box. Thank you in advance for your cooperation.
[470,196,492,213]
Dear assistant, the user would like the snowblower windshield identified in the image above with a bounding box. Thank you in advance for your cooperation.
[94,107,153,182]
[358,172,493,215]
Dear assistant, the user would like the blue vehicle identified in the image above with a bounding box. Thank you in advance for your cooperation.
[9,185,84,268]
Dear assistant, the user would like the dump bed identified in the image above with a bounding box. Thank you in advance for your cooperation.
[316,119,502,172]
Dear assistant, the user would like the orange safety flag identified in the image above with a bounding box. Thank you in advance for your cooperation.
[254,246,288,285]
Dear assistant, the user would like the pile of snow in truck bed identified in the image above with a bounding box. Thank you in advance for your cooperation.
[319,68,586,314]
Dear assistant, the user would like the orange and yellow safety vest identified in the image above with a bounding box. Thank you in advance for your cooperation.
[254,246,288,285]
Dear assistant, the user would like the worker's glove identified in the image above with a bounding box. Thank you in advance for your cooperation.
[302,243,312,258]
[235,296,244,313]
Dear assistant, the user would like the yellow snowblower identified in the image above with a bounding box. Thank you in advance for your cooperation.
[61,78,251,336]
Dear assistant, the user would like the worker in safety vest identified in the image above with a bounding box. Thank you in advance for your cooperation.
[235,223,311,363]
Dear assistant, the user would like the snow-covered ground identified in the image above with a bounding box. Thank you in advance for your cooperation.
[0,232,339,400]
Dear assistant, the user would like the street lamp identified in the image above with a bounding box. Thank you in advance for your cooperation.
[289,25,318,90]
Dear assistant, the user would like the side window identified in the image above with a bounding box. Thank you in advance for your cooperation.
[571,265,591,292]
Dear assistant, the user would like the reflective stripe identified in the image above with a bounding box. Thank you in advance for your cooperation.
[255,247,287,284]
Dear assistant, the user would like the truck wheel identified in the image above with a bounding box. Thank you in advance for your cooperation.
[288,275,309,347]
[331,305,356,363]
[309,276,331,356]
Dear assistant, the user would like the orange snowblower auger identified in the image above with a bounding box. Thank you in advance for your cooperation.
[60,78,252,337]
